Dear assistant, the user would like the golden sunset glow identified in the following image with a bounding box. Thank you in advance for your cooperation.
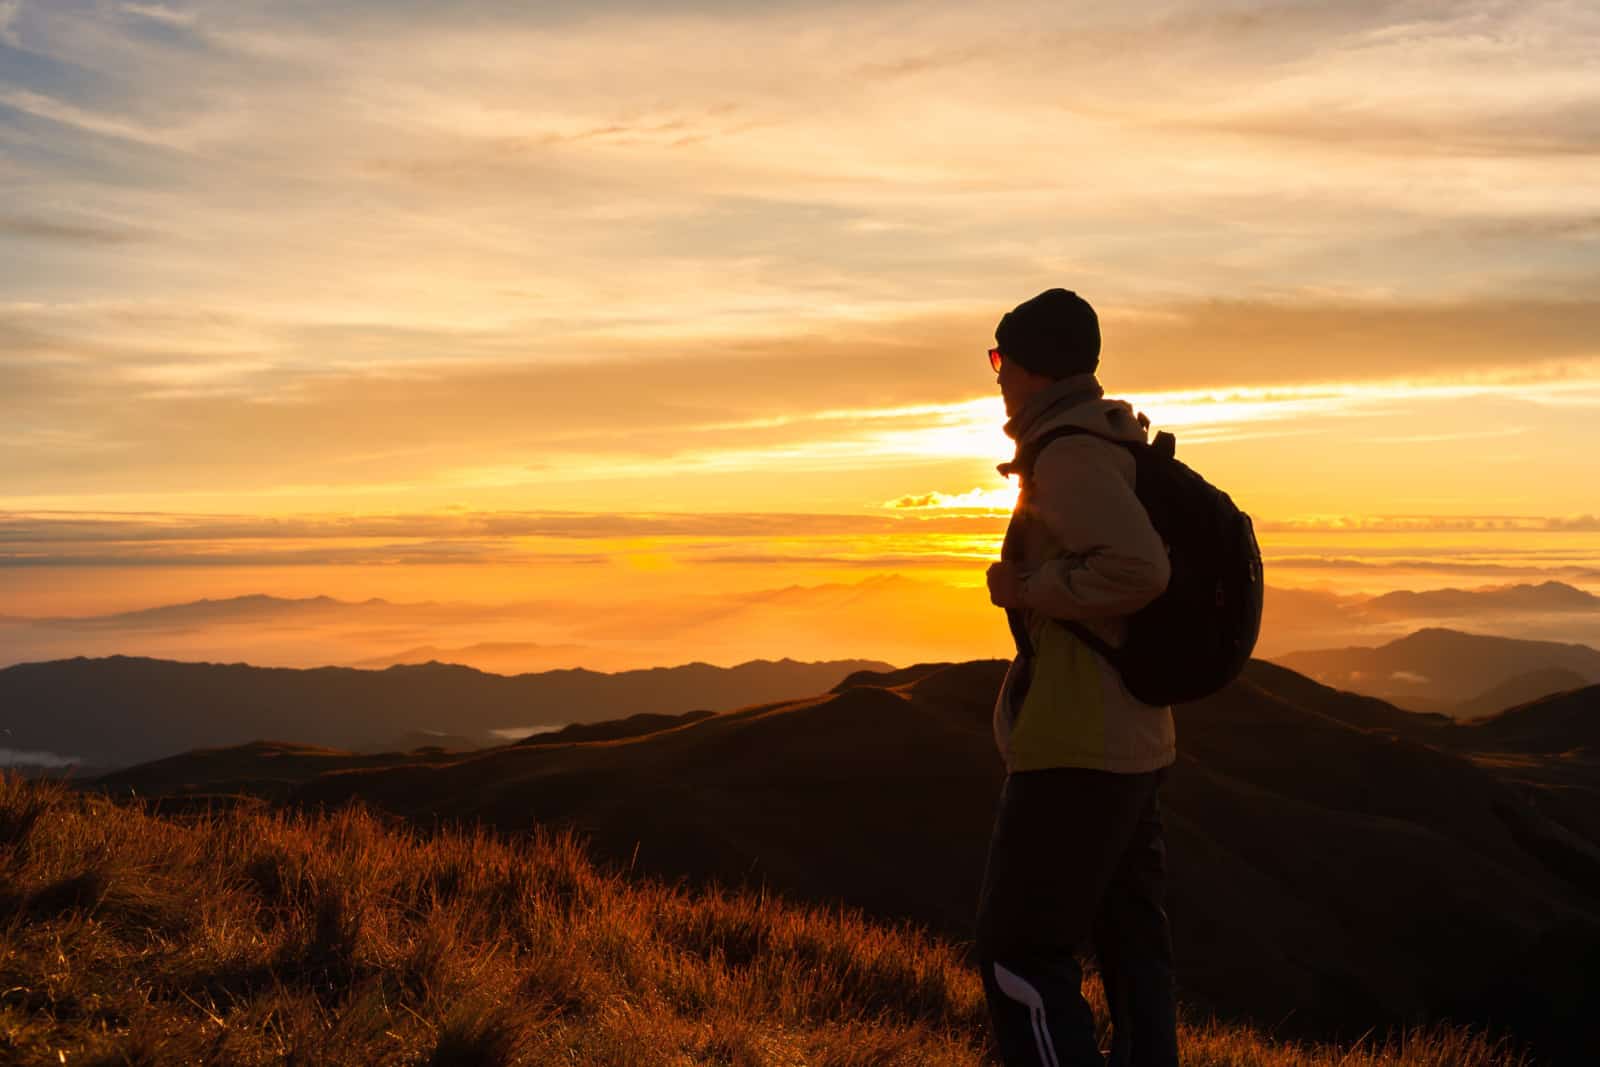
[4,1,1599,670]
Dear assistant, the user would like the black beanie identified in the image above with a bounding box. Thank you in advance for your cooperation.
[994,288,1100,378]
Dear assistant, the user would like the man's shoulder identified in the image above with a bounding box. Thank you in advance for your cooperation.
[1029,419,1139,488]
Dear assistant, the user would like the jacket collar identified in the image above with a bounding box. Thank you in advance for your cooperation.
[1003,372,1104,442]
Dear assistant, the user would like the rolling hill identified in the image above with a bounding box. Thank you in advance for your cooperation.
[99,659,1600,1062]
[0,654,891,769]
[1452,667,1594,720]
[1454,683,1600,754]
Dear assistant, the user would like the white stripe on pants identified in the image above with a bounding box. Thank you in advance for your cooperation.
[992,962,1063,1067]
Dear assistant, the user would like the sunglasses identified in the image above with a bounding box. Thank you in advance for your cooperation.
[988,346,1003,373]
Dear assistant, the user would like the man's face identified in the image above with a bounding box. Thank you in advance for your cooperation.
[995,352,1053,419]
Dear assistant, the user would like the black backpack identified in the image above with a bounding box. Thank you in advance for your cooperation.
[1000,424,1263,706]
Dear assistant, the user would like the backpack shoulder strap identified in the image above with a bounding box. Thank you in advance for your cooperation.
[998,424,1126,665]
[997,422,1175,668]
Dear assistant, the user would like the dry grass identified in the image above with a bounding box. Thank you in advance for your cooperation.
[0,774,1529,1066]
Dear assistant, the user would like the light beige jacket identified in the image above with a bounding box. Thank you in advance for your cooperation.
[994,374,1177,774]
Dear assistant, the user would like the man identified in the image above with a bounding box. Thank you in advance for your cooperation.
[978,288,1181,1067]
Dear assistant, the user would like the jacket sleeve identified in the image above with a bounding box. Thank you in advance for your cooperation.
[1019,436,1171,620]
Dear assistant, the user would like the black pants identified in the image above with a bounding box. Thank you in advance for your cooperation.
[976,767,1179,1067]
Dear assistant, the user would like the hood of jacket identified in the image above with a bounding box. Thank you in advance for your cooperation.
[1003,373,1150,452]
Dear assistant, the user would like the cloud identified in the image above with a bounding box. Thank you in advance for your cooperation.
[1365,428,1528,446]
[0,507,1009,570]
[883,487,1016,513]
[694,553,988,567]
[0,1,21,48]
[1475,215,1600,240]
[6,294,1600,511]
[119,4,196,27]
[0,545,613,568]
[1265,555,1600,582]
[0,89,196,150]
[1054,1,1600,170]
[1257,514,1600,533]
[0,508,999,544]
[13,292,1600,409]
[1175,97,1600,160]
[1,215,145,244]
[1107,299,1600,392]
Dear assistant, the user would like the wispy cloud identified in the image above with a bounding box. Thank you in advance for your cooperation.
[0,507,1008,572]
[0,88,199,150]
[883,487,1017,513]
[1268,554,1600,578]
[6,2,1599,333]
[7,506,1599,612]
[119,3,196,28]
[1257,514,1600,534]
[1365,428,1529,446]
[0,214,145,244]
[0,508,997,545]
[0,1,22,49]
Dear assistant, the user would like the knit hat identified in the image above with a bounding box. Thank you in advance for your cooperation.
[994,288,1100,378]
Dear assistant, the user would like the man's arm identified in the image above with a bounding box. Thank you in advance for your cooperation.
[1018,436,1170,619]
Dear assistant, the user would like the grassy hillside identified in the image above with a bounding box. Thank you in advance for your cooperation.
[1,774,1529,1066]
[99,659,1600,1053]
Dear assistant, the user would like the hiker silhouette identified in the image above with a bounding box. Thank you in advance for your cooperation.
[979,288,1181,1067]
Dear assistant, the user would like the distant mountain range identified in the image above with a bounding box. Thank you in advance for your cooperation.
[1260,580,1600,657]
[1274,628,1600,715]
[46,593,409,628]
[98,658,1600,1062]
[0,580,1013,674]
[351,641,593,673]
[1360,581,1600,618]
[0,593,613,675]
[11,577,1598,675]
[0,655,890,769]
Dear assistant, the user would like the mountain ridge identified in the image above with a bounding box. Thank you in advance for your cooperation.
[1273,627,1600,711]
[0,653,893,768]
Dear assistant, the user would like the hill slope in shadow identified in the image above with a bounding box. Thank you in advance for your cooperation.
[1275,628,1600,712]
[99,659,1600,1061]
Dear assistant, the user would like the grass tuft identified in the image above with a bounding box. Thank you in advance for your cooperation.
[26,867,111,917]
[426,1003,530,1067]
[0,773,61,863]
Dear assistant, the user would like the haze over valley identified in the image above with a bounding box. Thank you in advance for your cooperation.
[6,576,1600,675]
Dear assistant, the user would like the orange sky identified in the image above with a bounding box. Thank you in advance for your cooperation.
[3,1,1599,668]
